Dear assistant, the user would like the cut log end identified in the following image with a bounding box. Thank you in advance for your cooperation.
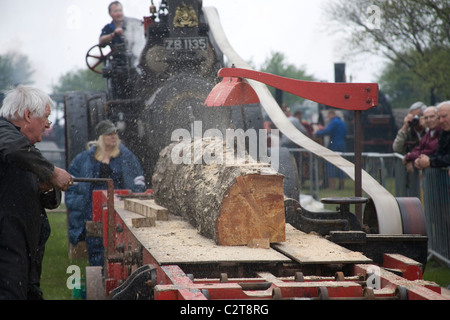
[216,174,285,246]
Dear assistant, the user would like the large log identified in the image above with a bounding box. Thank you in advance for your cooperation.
[152,138,285,246]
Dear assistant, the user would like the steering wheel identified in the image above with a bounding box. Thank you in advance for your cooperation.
[86,44,113,74]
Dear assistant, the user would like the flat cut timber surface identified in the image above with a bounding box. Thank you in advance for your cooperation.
[115,203,291,265]
[116,202,370,266]
[272,224,371,265]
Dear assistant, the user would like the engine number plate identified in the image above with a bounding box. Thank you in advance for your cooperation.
[165,37,208,51]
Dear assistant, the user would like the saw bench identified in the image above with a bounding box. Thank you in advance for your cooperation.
[85,189,448,300]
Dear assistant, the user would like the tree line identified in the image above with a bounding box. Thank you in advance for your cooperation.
[1,0,448,110]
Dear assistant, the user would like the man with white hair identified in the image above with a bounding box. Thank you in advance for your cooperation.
[415,101,450,170]
[0,85,73,299]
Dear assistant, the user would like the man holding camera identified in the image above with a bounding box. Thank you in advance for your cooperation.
[392,101,426,198]
[393,101,427,155]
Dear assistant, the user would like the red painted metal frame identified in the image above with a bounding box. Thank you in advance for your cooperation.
[153,255,448,300]
[92,188,132,247]
[91,188,154,294]
[143,16,154,31]
[91,192,448,300]
[207,67,379,111]
[355,258,447,300]
[154,265,363,300]
[383,253,423,281]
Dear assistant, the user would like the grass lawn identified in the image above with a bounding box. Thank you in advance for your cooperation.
[423,258,450,289]
[41,210,89,300]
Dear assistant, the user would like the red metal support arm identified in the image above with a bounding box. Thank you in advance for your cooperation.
[217,68,379,111]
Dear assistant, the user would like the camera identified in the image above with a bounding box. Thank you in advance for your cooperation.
[409,115,420,127]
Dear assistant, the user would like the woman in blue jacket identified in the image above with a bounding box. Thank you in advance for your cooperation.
[66,120,145,266]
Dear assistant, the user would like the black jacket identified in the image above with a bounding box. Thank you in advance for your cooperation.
[430,130,450,168]
[0,117,60,300]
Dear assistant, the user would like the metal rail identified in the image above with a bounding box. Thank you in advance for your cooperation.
[422,168,450,266]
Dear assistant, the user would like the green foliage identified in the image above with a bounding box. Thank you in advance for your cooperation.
[51,68,106,94]
[324,0,450,107]
[378,60,429,109]
[378,47,450,108]
[0,52,34,90]
[259,51,316,110]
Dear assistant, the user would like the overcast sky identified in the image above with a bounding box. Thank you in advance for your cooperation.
[0,0,385,93]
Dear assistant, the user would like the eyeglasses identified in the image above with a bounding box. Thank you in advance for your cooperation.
[47,119,53,126]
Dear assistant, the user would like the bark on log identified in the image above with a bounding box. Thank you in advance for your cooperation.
[152,138,286,246]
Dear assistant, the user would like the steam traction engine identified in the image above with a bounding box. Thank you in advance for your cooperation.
[64,0,447,300]
[67,0,237,181]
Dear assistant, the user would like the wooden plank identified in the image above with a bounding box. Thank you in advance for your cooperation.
[132,217,156,228]
[247,238,270,249]
[124,199,168,221]
[116,205,291,265]
[272,224,371,265]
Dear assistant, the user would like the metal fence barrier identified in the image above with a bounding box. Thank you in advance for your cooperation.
[288,149,402,199]
[422,168,450,265]
[288,148,450,265]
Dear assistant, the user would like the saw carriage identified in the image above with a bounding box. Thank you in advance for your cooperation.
[63,0,446,300]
